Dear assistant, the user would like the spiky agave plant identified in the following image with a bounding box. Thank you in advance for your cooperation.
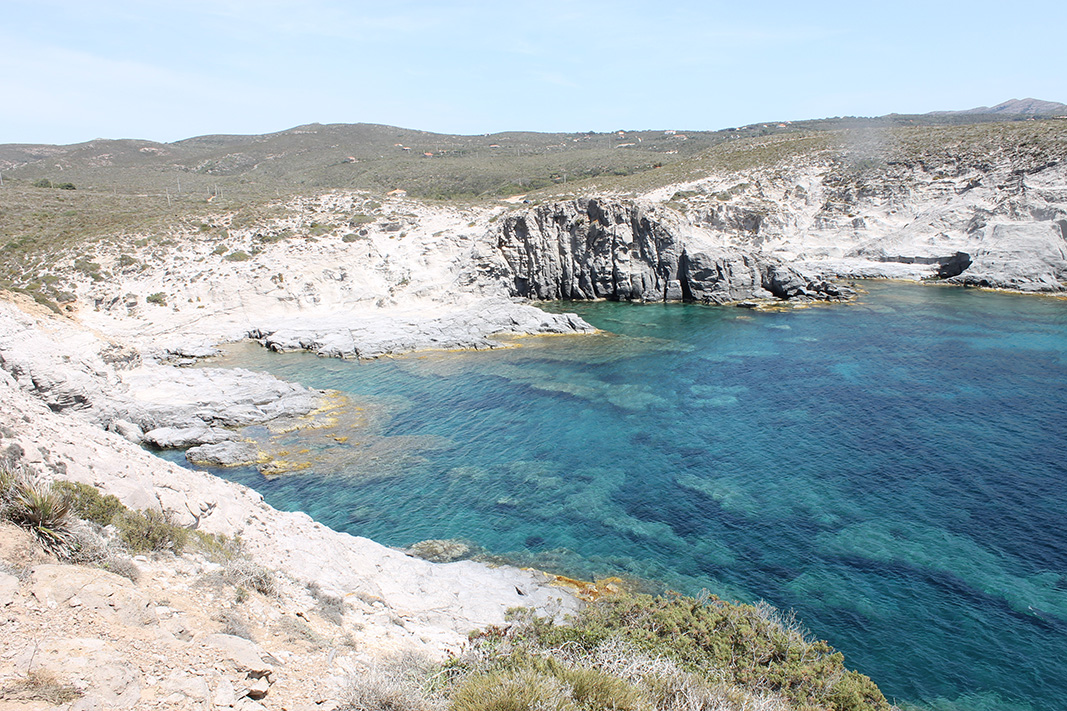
[6,474,80,559]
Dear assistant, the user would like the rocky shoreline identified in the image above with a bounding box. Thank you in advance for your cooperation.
[0,292,586,708]
[1,131,1065,707]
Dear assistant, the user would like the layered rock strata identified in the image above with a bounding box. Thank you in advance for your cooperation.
[476,198,854,304]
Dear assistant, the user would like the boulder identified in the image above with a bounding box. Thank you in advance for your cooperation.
[186,441,261,467]
[201,634,275,675]
[143,425,234,449]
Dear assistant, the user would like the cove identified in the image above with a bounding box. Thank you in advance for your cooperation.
[177,281,1067,711]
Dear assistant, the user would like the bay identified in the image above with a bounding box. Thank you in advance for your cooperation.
[179,281,1067,711]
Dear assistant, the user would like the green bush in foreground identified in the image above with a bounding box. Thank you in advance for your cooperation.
[341,592,889,711]
[483,594,891,711]
[114,508,189,554]
[52,480,124,526]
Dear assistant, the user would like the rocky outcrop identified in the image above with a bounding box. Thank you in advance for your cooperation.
[478,198,852,305]
[947,222,1067,290]
[0,299,324,449]
[251,297,594,358]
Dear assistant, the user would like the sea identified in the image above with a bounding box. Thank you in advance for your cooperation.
[175,281,1067,711]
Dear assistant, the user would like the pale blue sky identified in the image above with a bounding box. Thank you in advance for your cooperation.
[2,0,1064,145]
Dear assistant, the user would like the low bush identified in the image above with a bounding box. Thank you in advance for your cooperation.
[308,580,346,625]
[146,292,166,305]
[467,594,890,711]
[191,529,241,562]
[114,508,189,554]
[224,250,251,262]
[450,668,577,711]
[100,555,141,583]
[222,556,277,596]
[52,480,124,526]
[216,610,254,640]
[337,657,438,711]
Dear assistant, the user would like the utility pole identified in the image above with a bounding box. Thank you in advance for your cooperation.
[166,188,171,207]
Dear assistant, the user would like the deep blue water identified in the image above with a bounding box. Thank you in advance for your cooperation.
[182,282,1067,711]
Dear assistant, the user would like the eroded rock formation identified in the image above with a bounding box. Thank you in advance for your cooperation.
[477,198,852,304]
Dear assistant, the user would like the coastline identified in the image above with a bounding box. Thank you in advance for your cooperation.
[1,136,1065,706]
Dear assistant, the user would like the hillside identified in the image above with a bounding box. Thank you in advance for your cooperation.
[1,106,1059,203]
[2,116,1065,317]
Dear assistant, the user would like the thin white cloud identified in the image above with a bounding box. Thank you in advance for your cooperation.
[0,33,261,142]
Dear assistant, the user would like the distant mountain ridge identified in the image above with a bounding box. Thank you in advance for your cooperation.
[934,98,1067,116]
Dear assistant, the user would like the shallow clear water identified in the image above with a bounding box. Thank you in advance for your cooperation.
[179,282,1067,711]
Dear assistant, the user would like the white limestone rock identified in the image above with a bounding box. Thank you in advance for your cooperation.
[949,222,1067,290]
[186,440,261,467]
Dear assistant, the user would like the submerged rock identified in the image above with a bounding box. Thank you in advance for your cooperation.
[407,539,477,563]
[186,440,260,467]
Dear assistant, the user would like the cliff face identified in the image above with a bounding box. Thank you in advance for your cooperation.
[482,198,850,304]
[478,129,1067,300]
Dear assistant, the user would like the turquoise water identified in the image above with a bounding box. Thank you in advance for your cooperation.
[183,282,1067,711]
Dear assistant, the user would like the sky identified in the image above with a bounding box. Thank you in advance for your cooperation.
[2,0,1065,145]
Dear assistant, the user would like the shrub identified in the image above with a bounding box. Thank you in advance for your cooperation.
[0,467,17,510]
[146,292,166,305]
[100,555,141,583]
[338,658,437,711]
[222,557,277,596]
[73,258,103,281]
[224,250,251,262]
[1,471,79,559]
[278,615,327,646]
[489,594,890,711]
[52,480,123,526]
[216,610,254,640]
[212,244,228,255]
[451,668,577,711]
[114,508,189,554]
[191,529,241,562]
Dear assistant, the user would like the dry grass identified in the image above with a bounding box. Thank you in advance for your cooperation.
[0,669,82,704]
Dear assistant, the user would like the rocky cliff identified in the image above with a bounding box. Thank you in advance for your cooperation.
[474,198,850,305]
